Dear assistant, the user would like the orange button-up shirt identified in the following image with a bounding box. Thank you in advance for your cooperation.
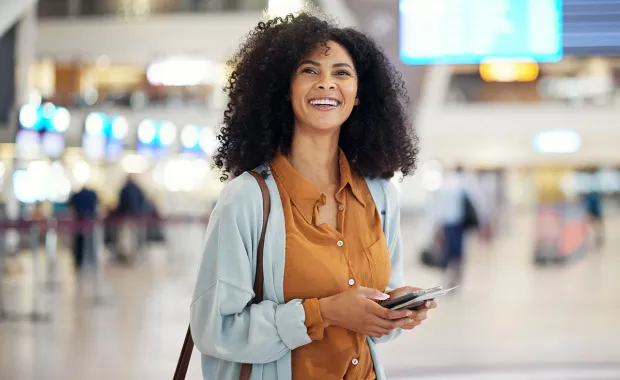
[270,150,391,380]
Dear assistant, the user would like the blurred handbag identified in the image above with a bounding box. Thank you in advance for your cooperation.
[420,248,442,268]
[419,228,444,268]
[462,193,479,232]
[173,171,271,380]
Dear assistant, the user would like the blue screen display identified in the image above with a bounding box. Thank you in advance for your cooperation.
[399,0,563,65]
[563,0,620,56]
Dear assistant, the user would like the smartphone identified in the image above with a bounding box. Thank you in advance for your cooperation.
[381,286,458,310]
[379,286,442,309]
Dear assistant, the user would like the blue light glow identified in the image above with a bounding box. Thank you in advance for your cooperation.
[399,0,563,65]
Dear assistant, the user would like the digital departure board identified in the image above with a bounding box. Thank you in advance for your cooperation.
[563,0,620,56]
[399,0,564,64]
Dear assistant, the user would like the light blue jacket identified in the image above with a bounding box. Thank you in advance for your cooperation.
[190,168,404,380]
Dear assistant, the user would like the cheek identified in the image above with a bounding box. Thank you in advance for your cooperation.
[290,81,310,108]
[342,82,358,104]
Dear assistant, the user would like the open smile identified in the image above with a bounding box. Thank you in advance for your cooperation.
[308,97,341,111]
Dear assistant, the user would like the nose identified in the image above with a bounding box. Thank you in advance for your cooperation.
[318,83,336,90]
[316,73,336,90]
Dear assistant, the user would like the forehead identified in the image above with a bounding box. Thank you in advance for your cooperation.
[302,41,354,65]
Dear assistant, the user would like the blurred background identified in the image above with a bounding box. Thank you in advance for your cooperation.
[0,0,619,379]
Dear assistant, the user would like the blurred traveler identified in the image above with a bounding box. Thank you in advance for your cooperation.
[431,165,481,289]
[117,174,146,216]
[67,186,98,270]
[31,201,48,243]
[582,175,604,249]
[32,201,46,221]
[188,12,436,380]
[115,175,147,264]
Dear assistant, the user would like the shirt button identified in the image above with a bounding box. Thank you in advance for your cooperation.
[337,240,344,247]
[348,279,355,286]
[352,358,359,365]
[338,204,345,211]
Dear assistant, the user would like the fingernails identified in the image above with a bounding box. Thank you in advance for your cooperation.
[425,301,431,308]
[378,293,390,300]
[408,318,414,324]
[405,311,412,317]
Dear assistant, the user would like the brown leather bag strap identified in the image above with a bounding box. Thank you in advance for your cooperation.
[172,325,194,380]
[247,170,270,303]
[173,170,271,380]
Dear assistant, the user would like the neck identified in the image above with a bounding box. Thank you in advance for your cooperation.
[288,126,340,189]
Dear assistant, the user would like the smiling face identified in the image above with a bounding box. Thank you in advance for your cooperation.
[289,41,359,135]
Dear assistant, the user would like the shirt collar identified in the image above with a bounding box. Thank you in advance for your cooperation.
[271,149,366,224]
[337,149,366,207]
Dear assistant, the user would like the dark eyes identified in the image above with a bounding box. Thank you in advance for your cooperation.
[300,68,352,76]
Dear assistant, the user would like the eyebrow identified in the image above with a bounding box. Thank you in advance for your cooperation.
[298,60,355,71]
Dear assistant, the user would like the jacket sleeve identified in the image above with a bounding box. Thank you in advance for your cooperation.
[190,175,312,364]
[372,180,405,344]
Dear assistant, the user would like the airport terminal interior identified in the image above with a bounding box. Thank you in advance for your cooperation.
[1,0,620,379]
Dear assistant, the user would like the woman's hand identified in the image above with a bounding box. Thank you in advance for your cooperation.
[318,287,413,337]
[387,286,437,330]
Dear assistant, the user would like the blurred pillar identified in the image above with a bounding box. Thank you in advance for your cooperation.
[4,5,38,253]
[68,0,82,17]
[0,24,16,125]
[0,5,38,132]
[15,5,37,107]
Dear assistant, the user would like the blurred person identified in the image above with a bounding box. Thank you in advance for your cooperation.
[67,186,98,270]
[431,165,481,289]
[31,201,48,243]
[32,201,46,221]
[115,175,147,264]
[582,172,604,249]
[190,12,437,380]
[117,174,146,215]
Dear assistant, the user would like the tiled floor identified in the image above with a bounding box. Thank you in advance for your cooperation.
[1,214,619,380]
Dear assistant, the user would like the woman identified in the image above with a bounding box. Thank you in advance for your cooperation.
[190,12,436,380]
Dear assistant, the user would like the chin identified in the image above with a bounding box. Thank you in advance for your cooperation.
[301,114,349,133]
[308,122,344,134]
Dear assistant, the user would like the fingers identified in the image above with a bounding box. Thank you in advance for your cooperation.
[364,303,431,336]
[403,286,423,292]
[413,309,427,322]
[367,301,412,320]
[356,287,389,301]
[359,288,438,336]
[401,319,423,330]
[366,317,410,337]
[388,286,423,299]
[371,314,422,334]
[370,315,410,331]
[367,328,391,338]
[401,307,433,330]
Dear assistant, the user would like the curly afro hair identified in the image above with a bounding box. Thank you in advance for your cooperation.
[213,12,418,181]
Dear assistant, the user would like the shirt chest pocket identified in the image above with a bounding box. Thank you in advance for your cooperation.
[363,234,391,291]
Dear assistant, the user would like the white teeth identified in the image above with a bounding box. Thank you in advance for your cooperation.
[310,99,339,106]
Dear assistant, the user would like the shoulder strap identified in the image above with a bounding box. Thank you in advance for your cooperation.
[173,170,271,380]
[246,170,271,303]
